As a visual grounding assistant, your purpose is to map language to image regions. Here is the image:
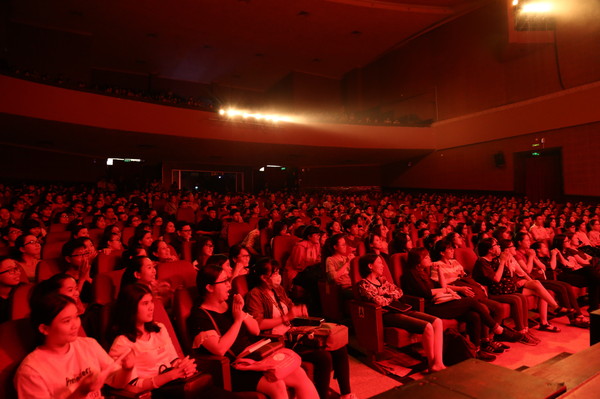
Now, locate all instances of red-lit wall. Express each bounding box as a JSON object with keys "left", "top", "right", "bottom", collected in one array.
[
  {"left": 385, "top": 122, "right": 600, "bottom": 197},
  {"left": 345, "top": 0, "right": 600, "bottom": 122}
]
